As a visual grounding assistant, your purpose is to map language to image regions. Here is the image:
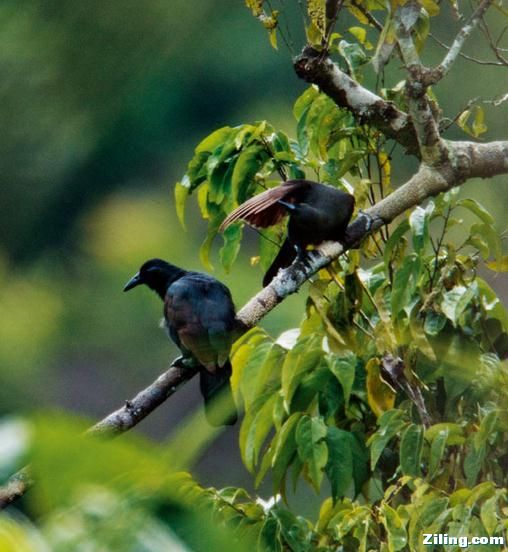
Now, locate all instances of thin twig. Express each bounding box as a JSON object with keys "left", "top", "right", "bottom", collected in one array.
[
  {"left": 429, "top": 32, "right": 506, "bottom": 66},
  {"left": 436, "top": 0, "right": 496, "bottom": 79}
]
